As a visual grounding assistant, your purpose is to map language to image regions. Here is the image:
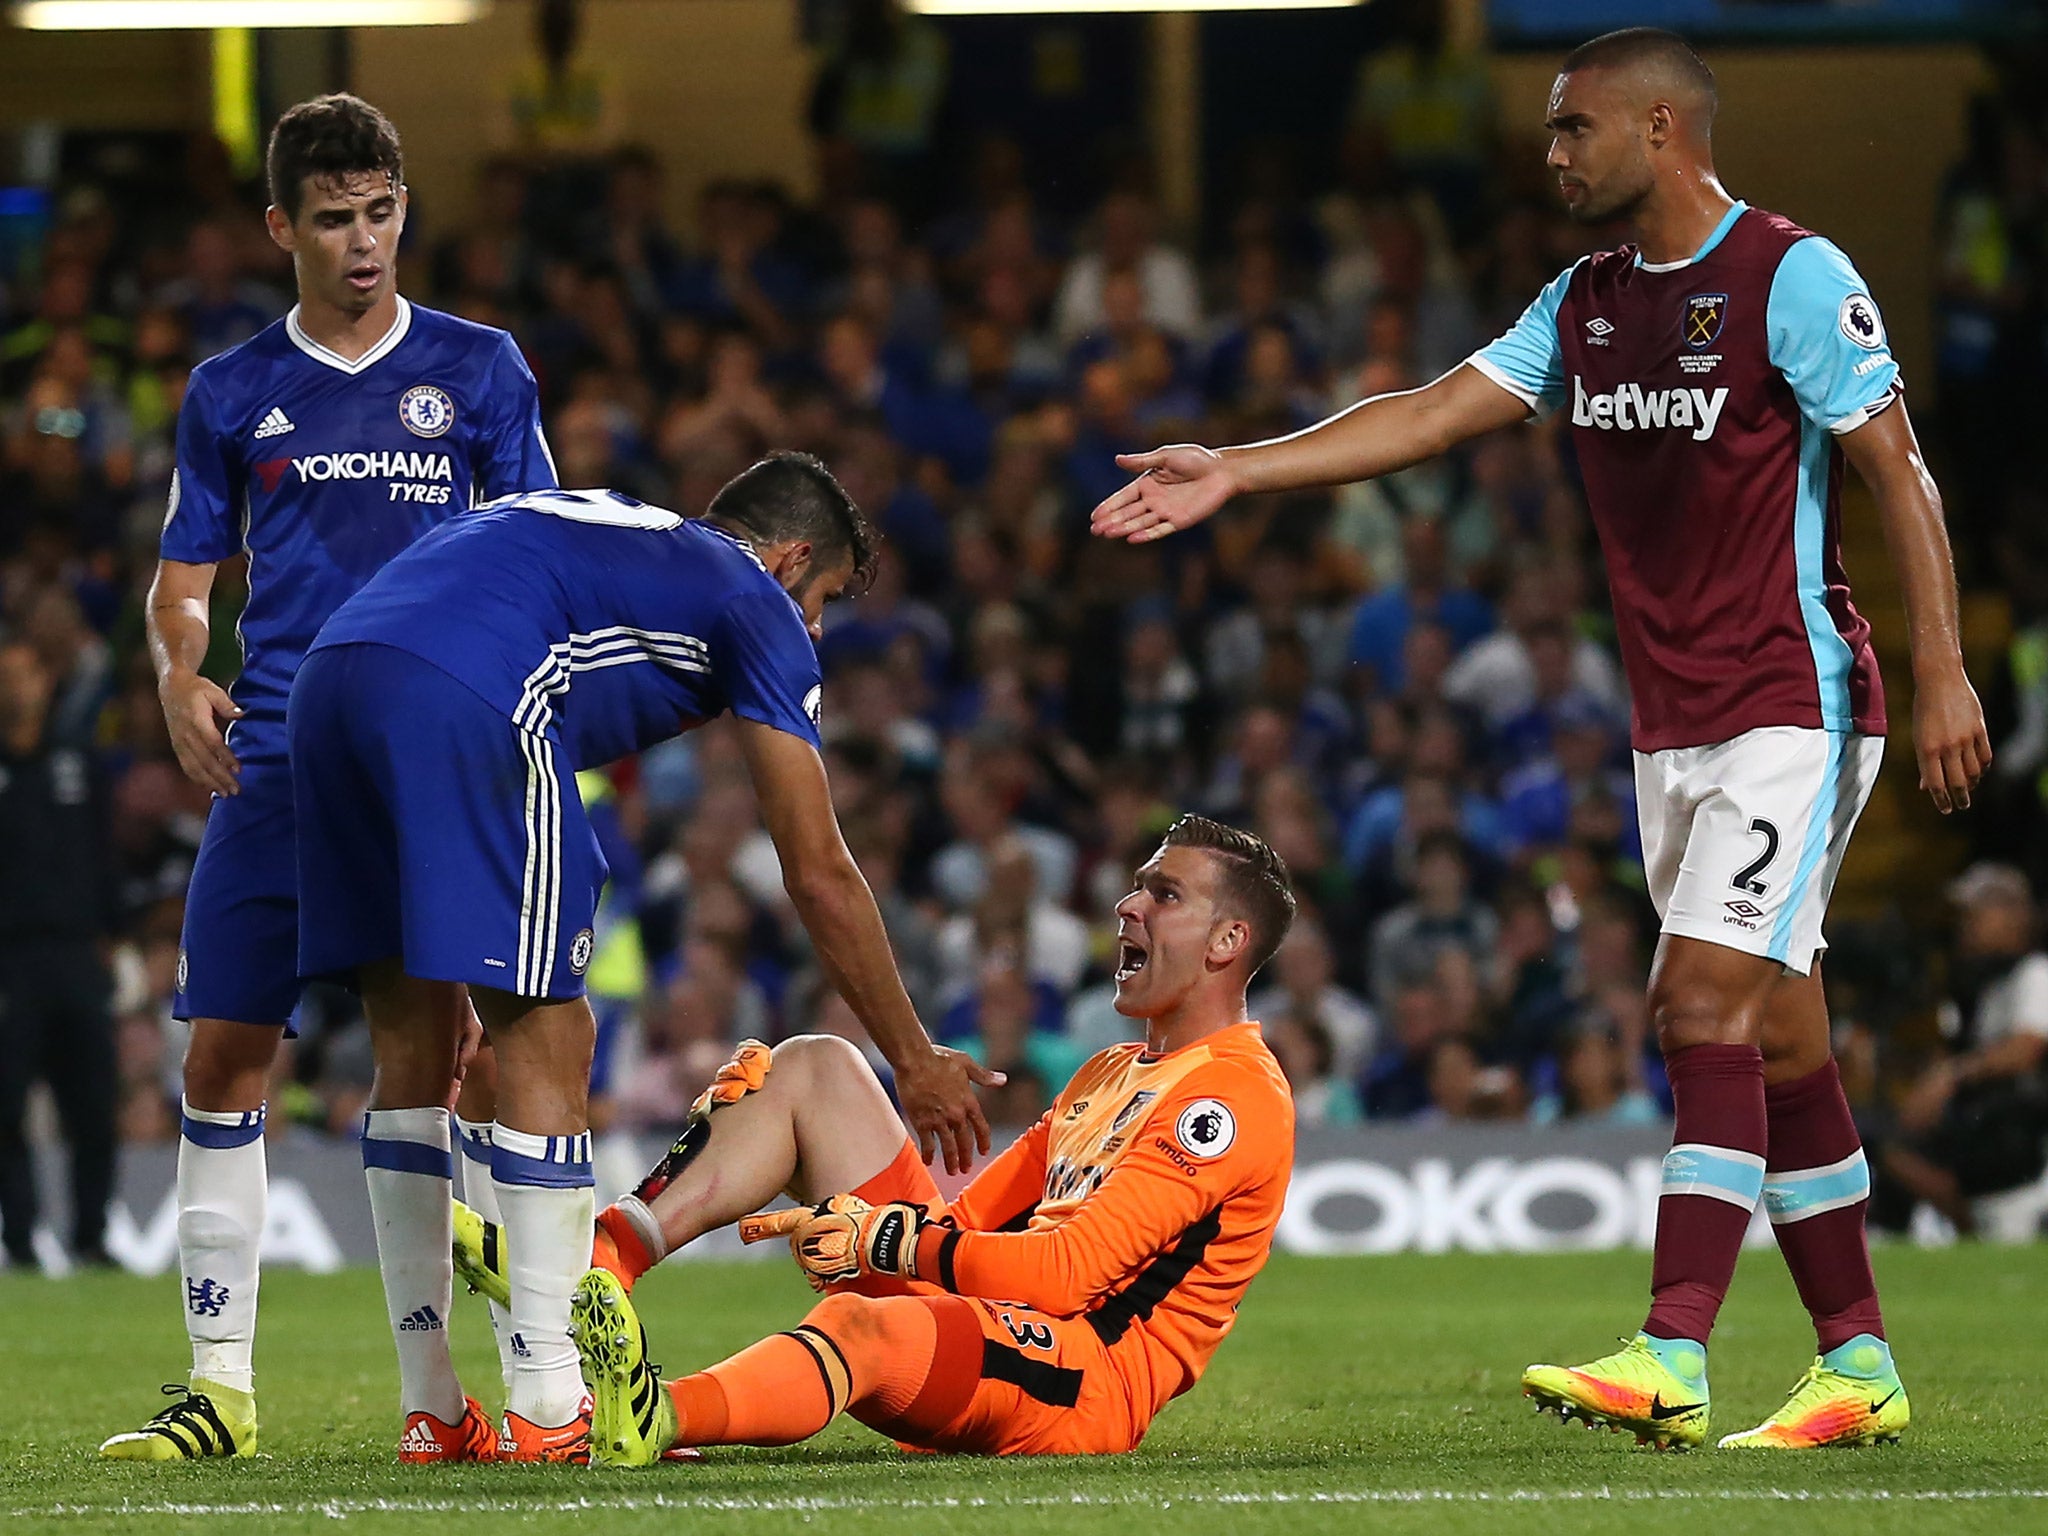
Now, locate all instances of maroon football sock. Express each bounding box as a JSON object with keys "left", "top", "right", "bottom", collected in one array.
[
  {"left": 1762, "top": 1058, "right": 1884, "bottom": 1353},
  {"left": 1642, "top": 1043, "right": 1768, "bottom": 1346}
]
